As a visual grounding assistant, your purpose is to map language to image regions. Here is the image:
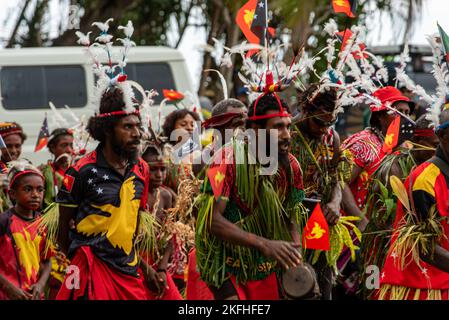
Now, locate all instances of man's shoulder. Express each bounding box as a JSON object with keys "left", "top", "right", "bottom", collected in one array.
[
  {"left": 128, "top": 157, "right": 150, "bottom": 183},
  {"left": 288, "top": 153, "right": 300, "bottom": 166},
  {"left": 72, "top": 150, "right": 98, "bottom": 172},
  {"left": 288, "top": 153, "right": 303, "bottom": 176},
  {"left": 159, "top": 186, "right": 175, "bottom": 201}
]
